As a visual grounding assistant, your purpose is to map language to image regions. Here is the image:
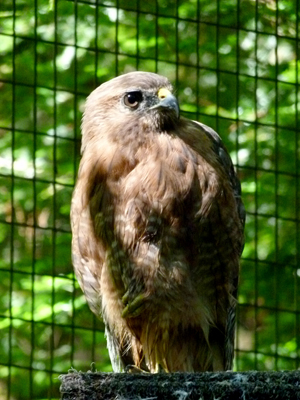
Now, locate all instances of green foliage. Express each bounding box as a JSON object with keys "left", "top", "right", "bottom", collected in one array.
[{"left": 0, "top": 0, "right": 299, "bottom": 398}]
